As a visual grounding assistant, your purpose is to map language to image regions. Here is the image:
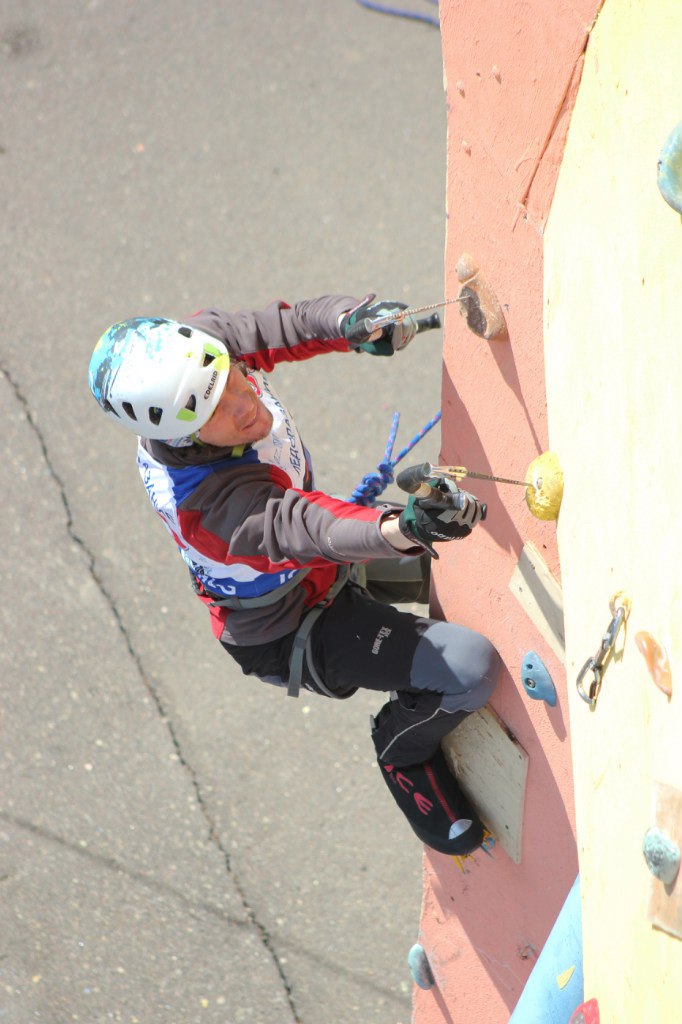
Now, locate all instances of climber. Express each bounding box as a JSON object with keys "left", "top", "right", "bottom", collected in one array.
[{"left": 87, "top": 293, "right": 501, "bottom": 855}]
